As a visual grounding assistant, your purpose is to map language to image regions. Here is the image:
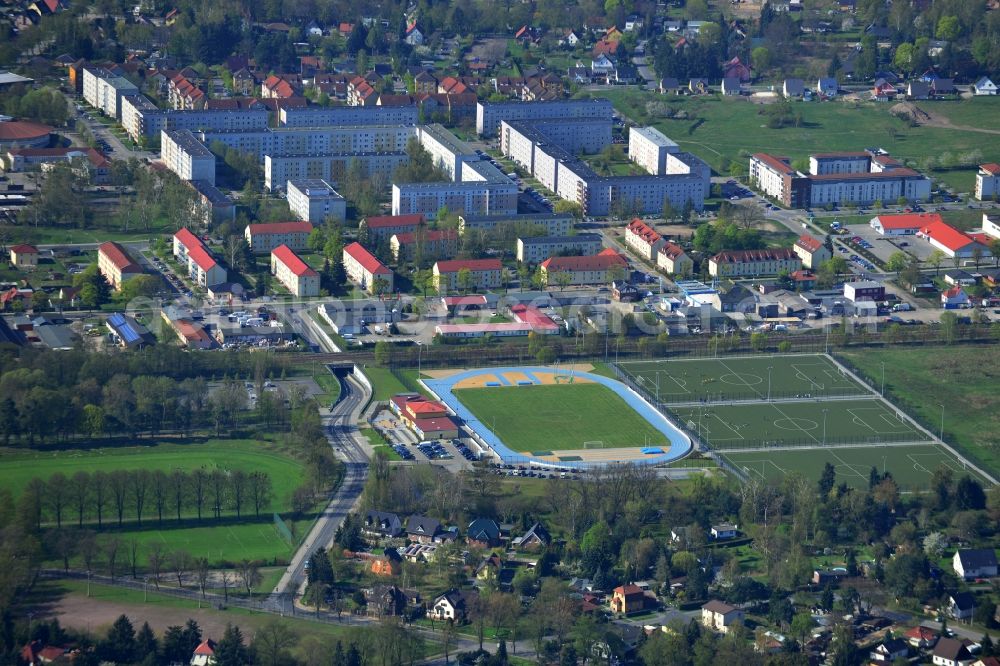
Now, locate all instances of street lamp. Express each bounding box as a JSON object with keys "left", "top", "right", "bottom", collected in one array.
[
  {"left": 822, "top": 409, "right": 829, "bottom": 445},
  {"left": 938, "top": 403, "right": 945, "bottom": 441},
  {"left": 767, "top": 366, "right": 773, "bottom": 401},
  {"left": 655, "top": 371, "right": 661, "bottom": 404},
  {"left": 880, "top": 361, "right": 885, "bottom": 396},
  {"left": 143, "top": 576, "right": 149, "bottom": 603}
]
